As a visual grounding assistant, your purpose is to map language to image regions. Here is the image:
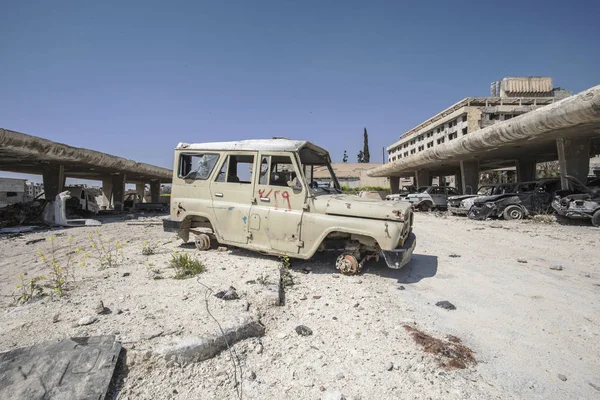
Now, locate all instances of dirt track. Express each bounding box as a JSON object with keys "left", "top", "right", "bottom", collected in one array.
[{"left": 1, "top": 213, "right": 599, "bottom": 399}]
